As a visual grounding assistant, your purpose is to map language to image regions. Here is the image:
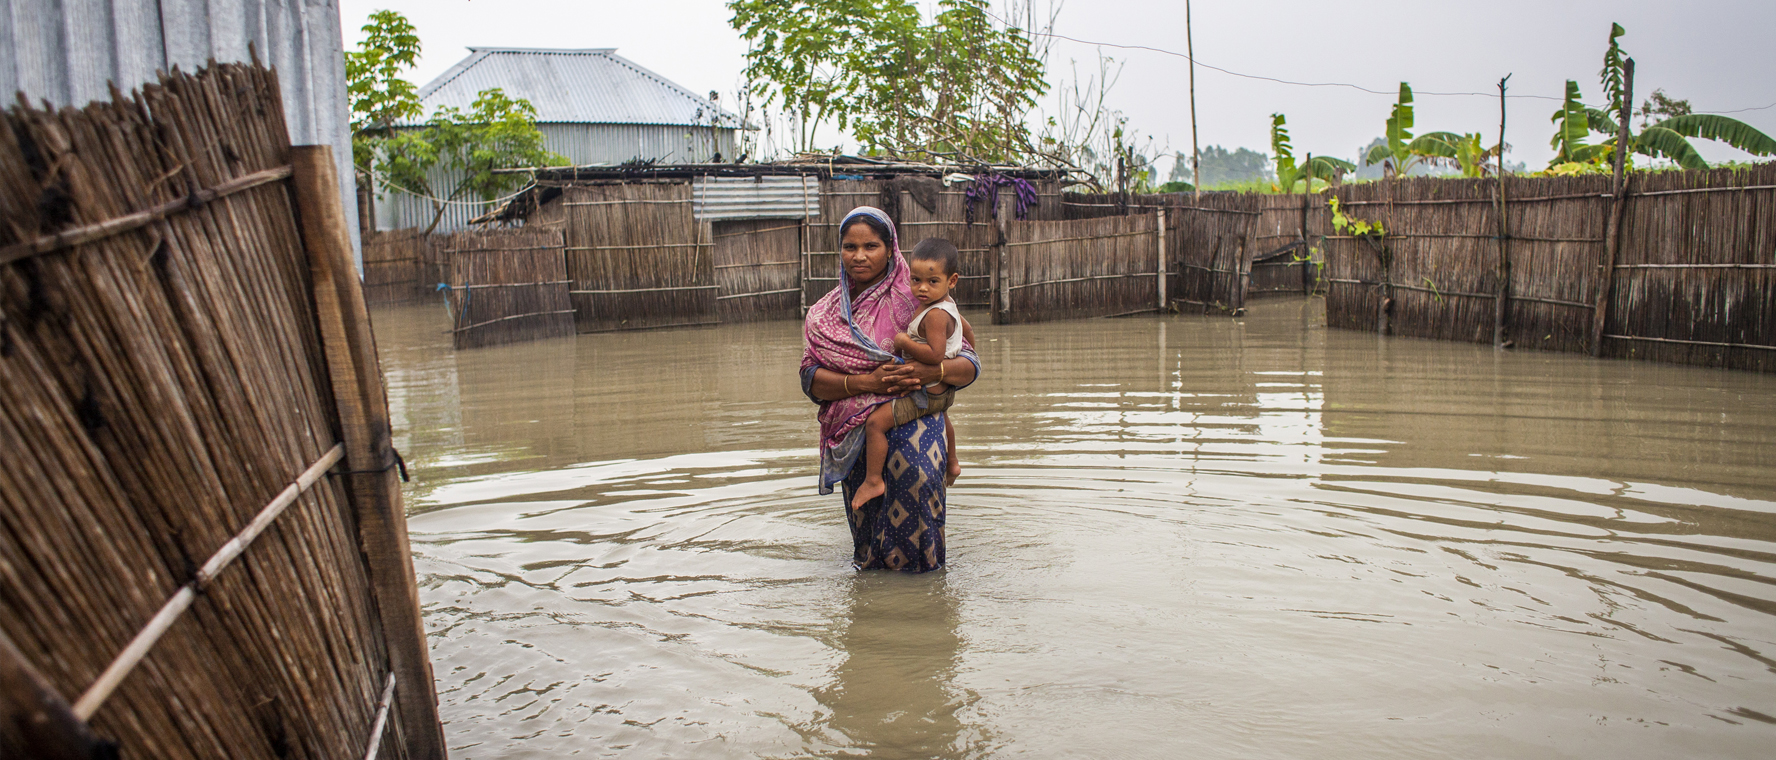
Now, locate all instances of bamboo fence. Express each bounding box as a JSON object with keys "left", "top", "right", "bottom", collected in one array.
[
  {"left": 443, "top": 228, "right": 575, "bottom": 349},
  {"left": 561, "top": 182, "right": 716, "bottom": 333},
  {"left": 712, "top": 219, "right": 802, "bottom": 322},
  {"left": 999, "top": 213, "right": 1162, "bottom": 323},
  {"left": 0, "top": 63, "right": 443, "bottom": 758},
  {"left": 1248, "top": 193, "right": 1319, "bottom": 298},
  {"left": 1322, "top": 166, "right": 1772, "bottom": 371},
  {"left": 361, "top": 228, "right": 443, "bottom": 305},
  {"left": 1061, "top": 192, "right": 1263, "bottom": 314}
]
